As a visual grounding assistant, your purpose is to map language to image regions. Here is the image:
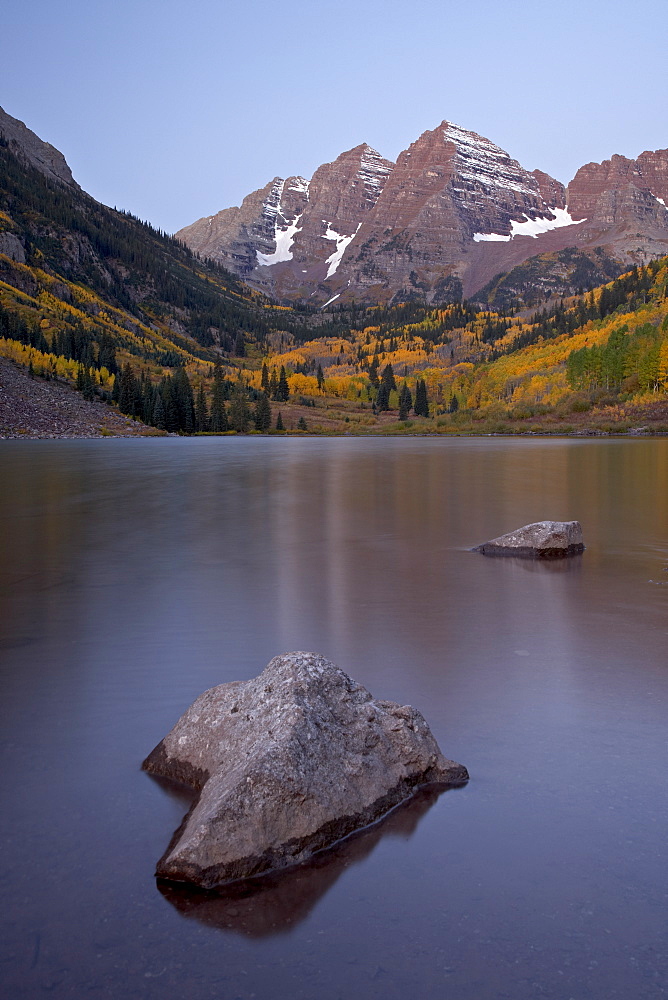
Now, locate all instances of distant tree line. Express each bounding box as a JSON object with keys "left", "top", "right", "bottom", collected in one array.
[{"left": 113, "top": 360, "right": 276, "bottom": 434}]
